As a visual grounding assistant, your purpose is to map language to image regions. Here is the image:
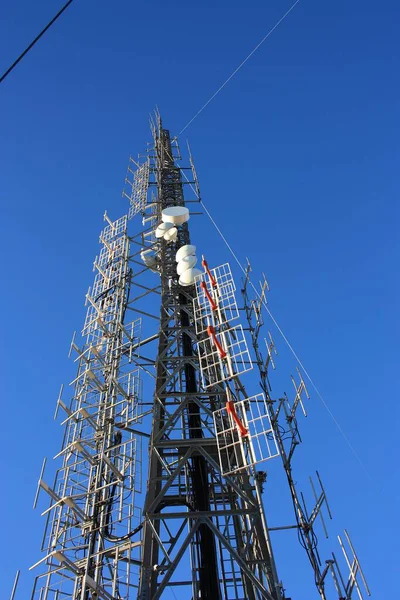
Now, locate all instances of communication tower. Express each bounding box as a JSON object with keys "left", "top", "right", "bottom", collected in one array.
[{"left": 21, "top": 114, "right": 371, "bottom": 600}]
